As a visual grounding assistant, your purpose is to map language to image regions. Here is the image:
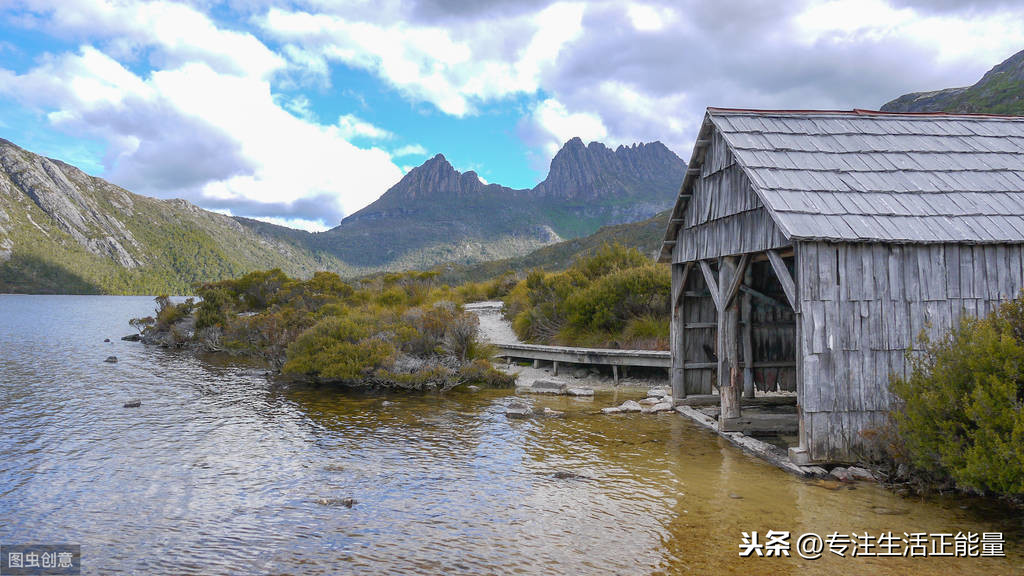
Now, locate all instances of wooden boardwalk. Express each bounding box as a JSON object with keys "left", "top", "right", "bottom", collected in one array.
[{"left": 493, "top": 343, "right": 670, "bottom": 384}]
